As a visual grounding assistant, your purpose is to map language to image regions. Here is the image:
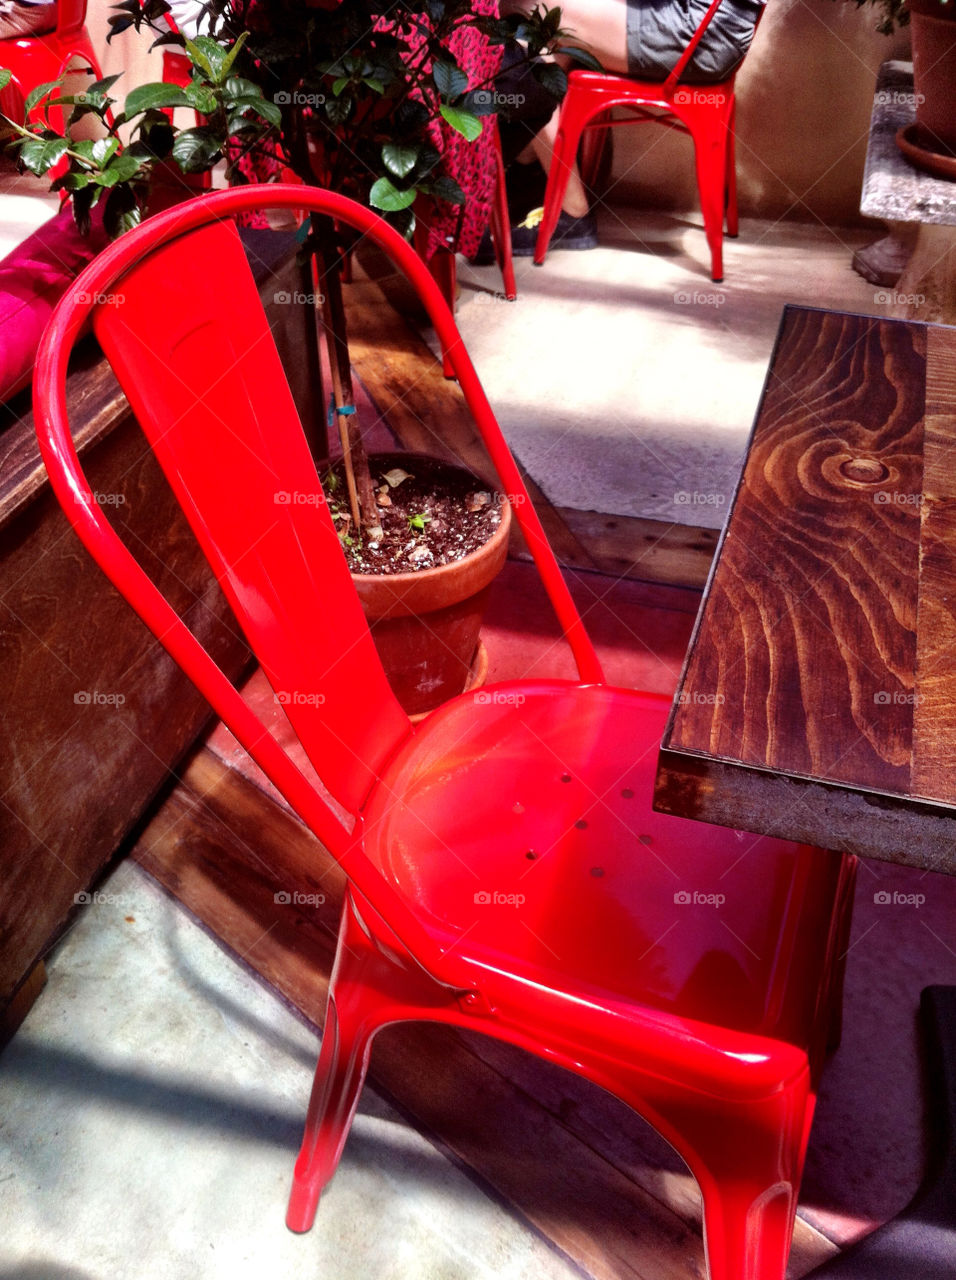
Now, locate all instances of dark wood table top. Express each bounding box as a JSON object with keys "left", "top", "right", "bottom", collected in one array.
[{"left": 655, "top": 304, "right": 956, "bottom": 875}]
